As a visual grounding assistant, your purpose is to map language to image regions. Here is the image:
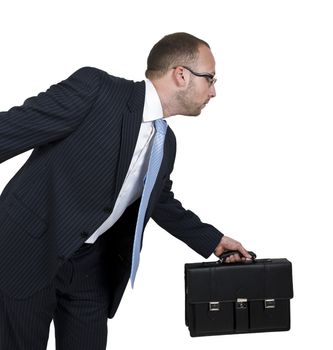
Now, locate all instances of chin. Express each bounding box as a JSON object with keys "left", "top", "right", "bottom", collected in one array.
[
  {"left": 188, "top": 107, "right": 202, "bottom": 117},
  {"left": 192, "top": 109, "right": 202, "bottom": 116},
  {"left": 180, "top": 106, "right": 202, "bottom": 117},
  {"left": 184, "top": 111, "right": 201, "bottom": 117}
]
